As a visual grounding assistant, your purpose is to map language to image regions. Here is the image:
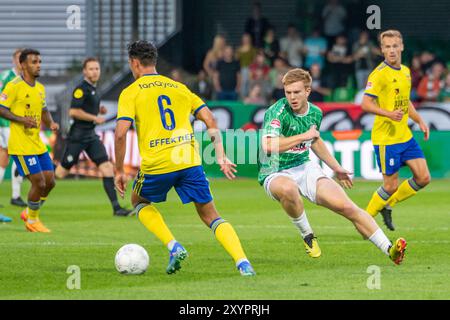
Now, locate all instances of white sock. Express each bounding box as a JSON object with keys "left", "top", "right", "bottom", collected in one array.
[
  {"left": 11, "top": 162, "right": 22, "bottom": 199},
  {"left": 369, "top": 228, "right": 391, "bottom": 256},
  {"left": 167, "top": 239, "right": 177, "bottom": 251},
  {"left": 0, "top": 167, "right": 5, "bottom": 184},
  {"left": 291, "top": 211, "right": 314, "bottom": 238}
]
